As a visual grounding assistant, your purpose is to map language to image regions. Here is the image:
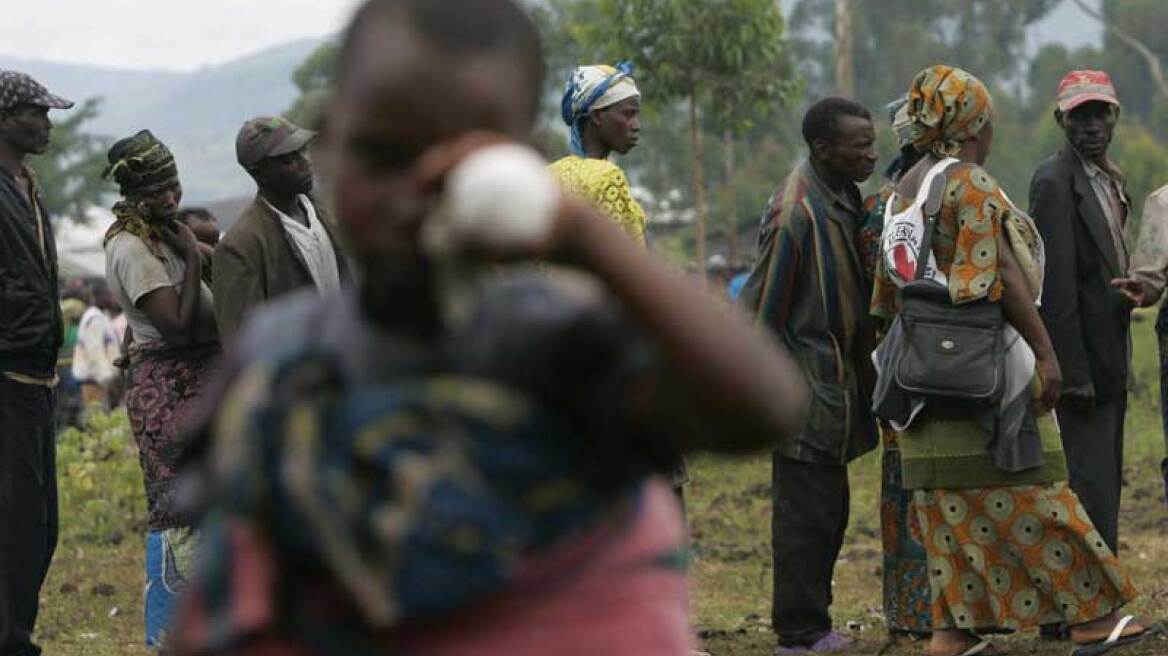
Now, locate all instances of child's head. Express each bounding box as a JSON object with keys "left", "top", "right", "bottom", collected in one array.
[
  {"left": 323, "top": 0, "right": 544, "bottom": 265},
  {"left": 177, "top": 207, "right": 220, "bottom": 246}
]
